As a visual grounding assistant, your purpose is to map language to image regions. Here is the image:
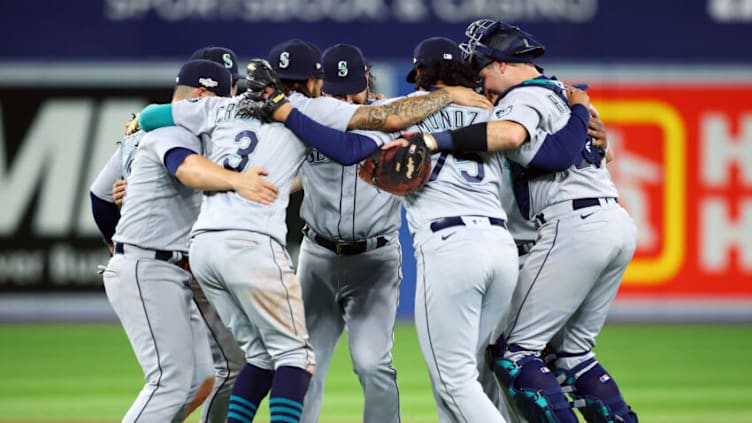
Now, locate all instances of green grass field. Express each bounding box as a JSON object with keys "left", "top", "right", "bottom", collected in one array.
[{"left": 1, "top": 323, "right": 751, "bottom": 422}]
